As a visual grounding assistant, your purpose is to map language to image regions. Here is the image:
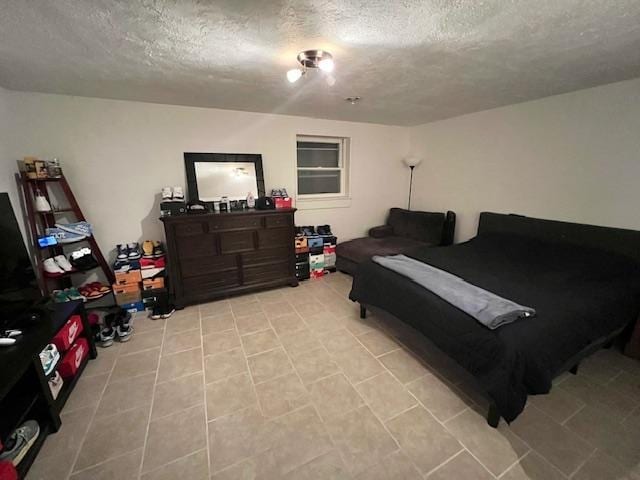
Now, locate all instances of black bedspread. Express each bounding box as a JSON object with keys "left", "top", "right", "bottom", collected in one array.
[{"left": 350, "top": 233, "right": 640, "bottom": 422}]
